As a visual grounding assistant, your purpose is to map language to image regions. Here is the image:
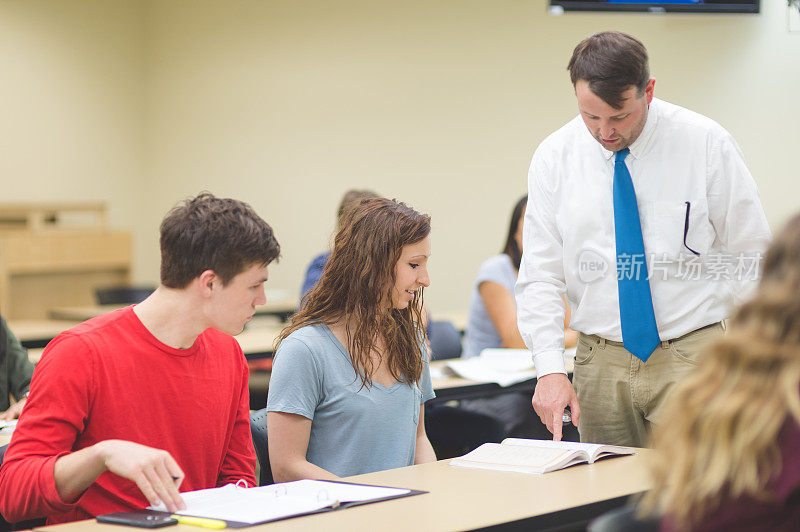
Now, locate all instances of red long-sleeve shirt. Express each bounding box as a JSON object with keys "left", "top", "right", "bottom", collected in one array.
[{"left": 0, "top": 307, "right": 256, "bottom": 524}]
